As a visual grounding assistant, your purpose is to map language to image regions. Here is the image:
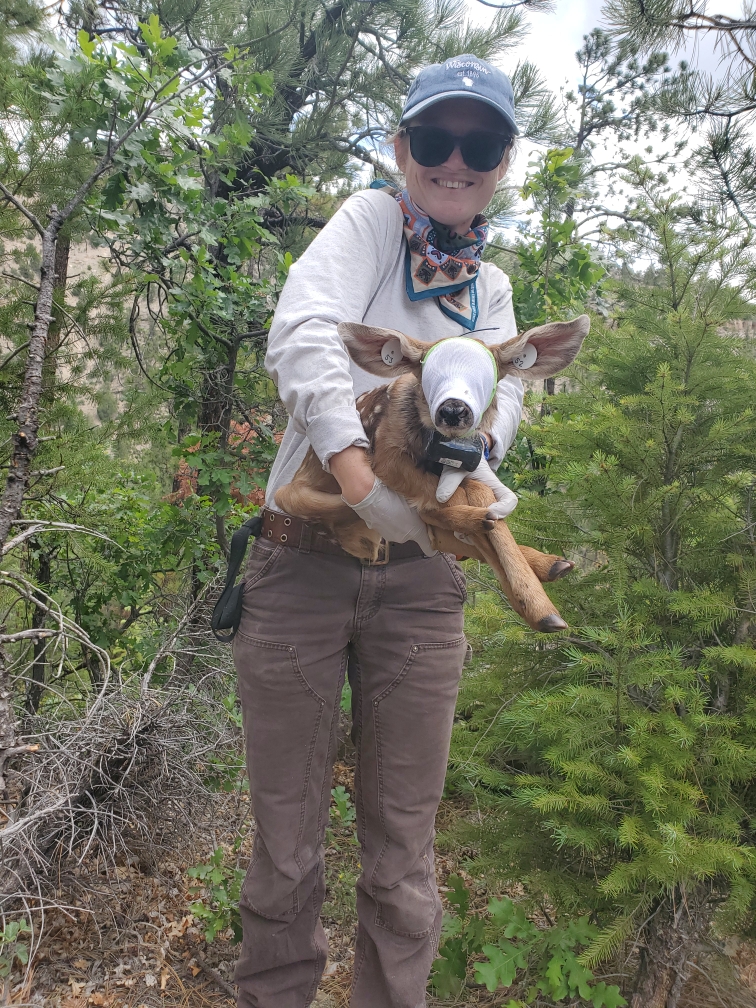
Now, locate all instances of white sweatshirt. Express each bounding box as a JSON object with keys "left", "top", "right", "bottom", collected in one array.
[{"left": 264, "top": 188, "right": 523, "bottom": 510}]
